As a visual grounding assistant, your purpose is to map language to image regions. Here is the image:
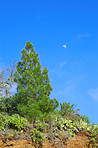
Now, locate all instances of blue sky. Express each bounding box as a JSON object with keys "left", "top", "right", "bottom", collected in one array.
[{"left": 0, "top": 0, "right": 98, "bottom": 123}]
